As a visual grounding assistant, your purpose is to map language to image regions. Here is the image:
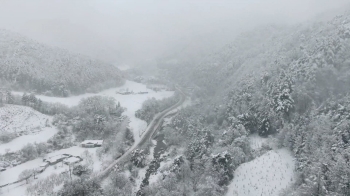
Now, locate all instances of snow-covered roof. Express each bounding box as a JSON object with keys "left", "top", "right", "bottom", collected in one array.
[
  {"left": 81, "top": 140, "right": 103, "bottom": 145},
  {"left": 40, "top": 162, "right": 49, "bottom": 167},
  {"left": 63, "top": 157, "right": 81, "bottom": 164},
  {"left": 46, "top": 154, "right": 69, "bottom": 162}
]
